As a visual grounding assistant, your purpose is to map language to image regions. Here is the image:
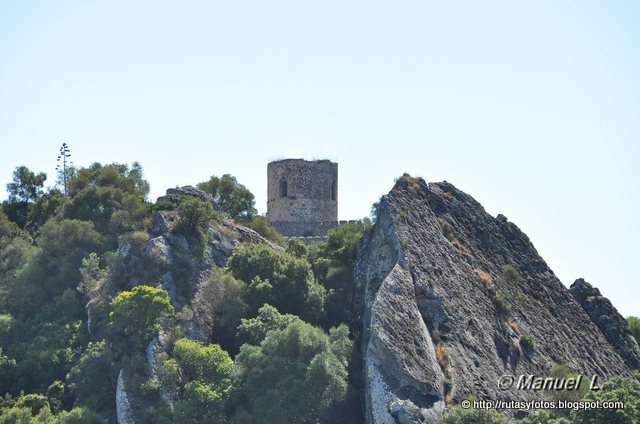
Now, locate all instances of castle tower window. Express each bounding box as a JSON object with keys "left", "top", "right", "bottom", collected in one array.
[
  {"left": 331, "top": 179, "right": 337, "bottom": 201},
  {"left": 280, "top": 180, "right": 288, "bottom": 198}
]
